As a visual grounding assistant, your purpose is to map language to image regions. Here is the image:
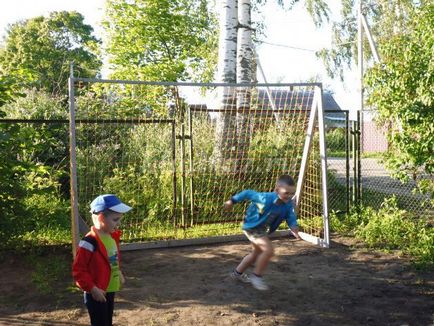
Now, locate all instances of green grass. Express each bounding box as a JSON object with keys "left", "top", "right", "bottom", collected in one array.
[
  {"left": 328, "top": 151, "right": 383, "bottom": 159},
  {"left": 361, "top": 152, "right": 384, "bottom": 159},
  {"left": 121, "top": 221, "right": 242, "bottom": 243},
  {"left": 328, "top": 150, "right": 347, "bottom": 158}
]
